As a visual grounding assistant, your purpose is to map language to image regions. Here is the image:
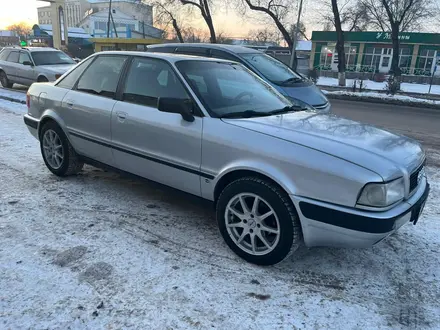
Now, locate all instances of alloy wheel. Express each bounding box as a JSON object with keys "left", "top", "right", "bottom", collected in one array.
[
  {"left": 42, "top": 129, "right": 64, "bottom": 169},
  {"left": 224, "top": 193, "right": 280, "bottom": 256}
]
